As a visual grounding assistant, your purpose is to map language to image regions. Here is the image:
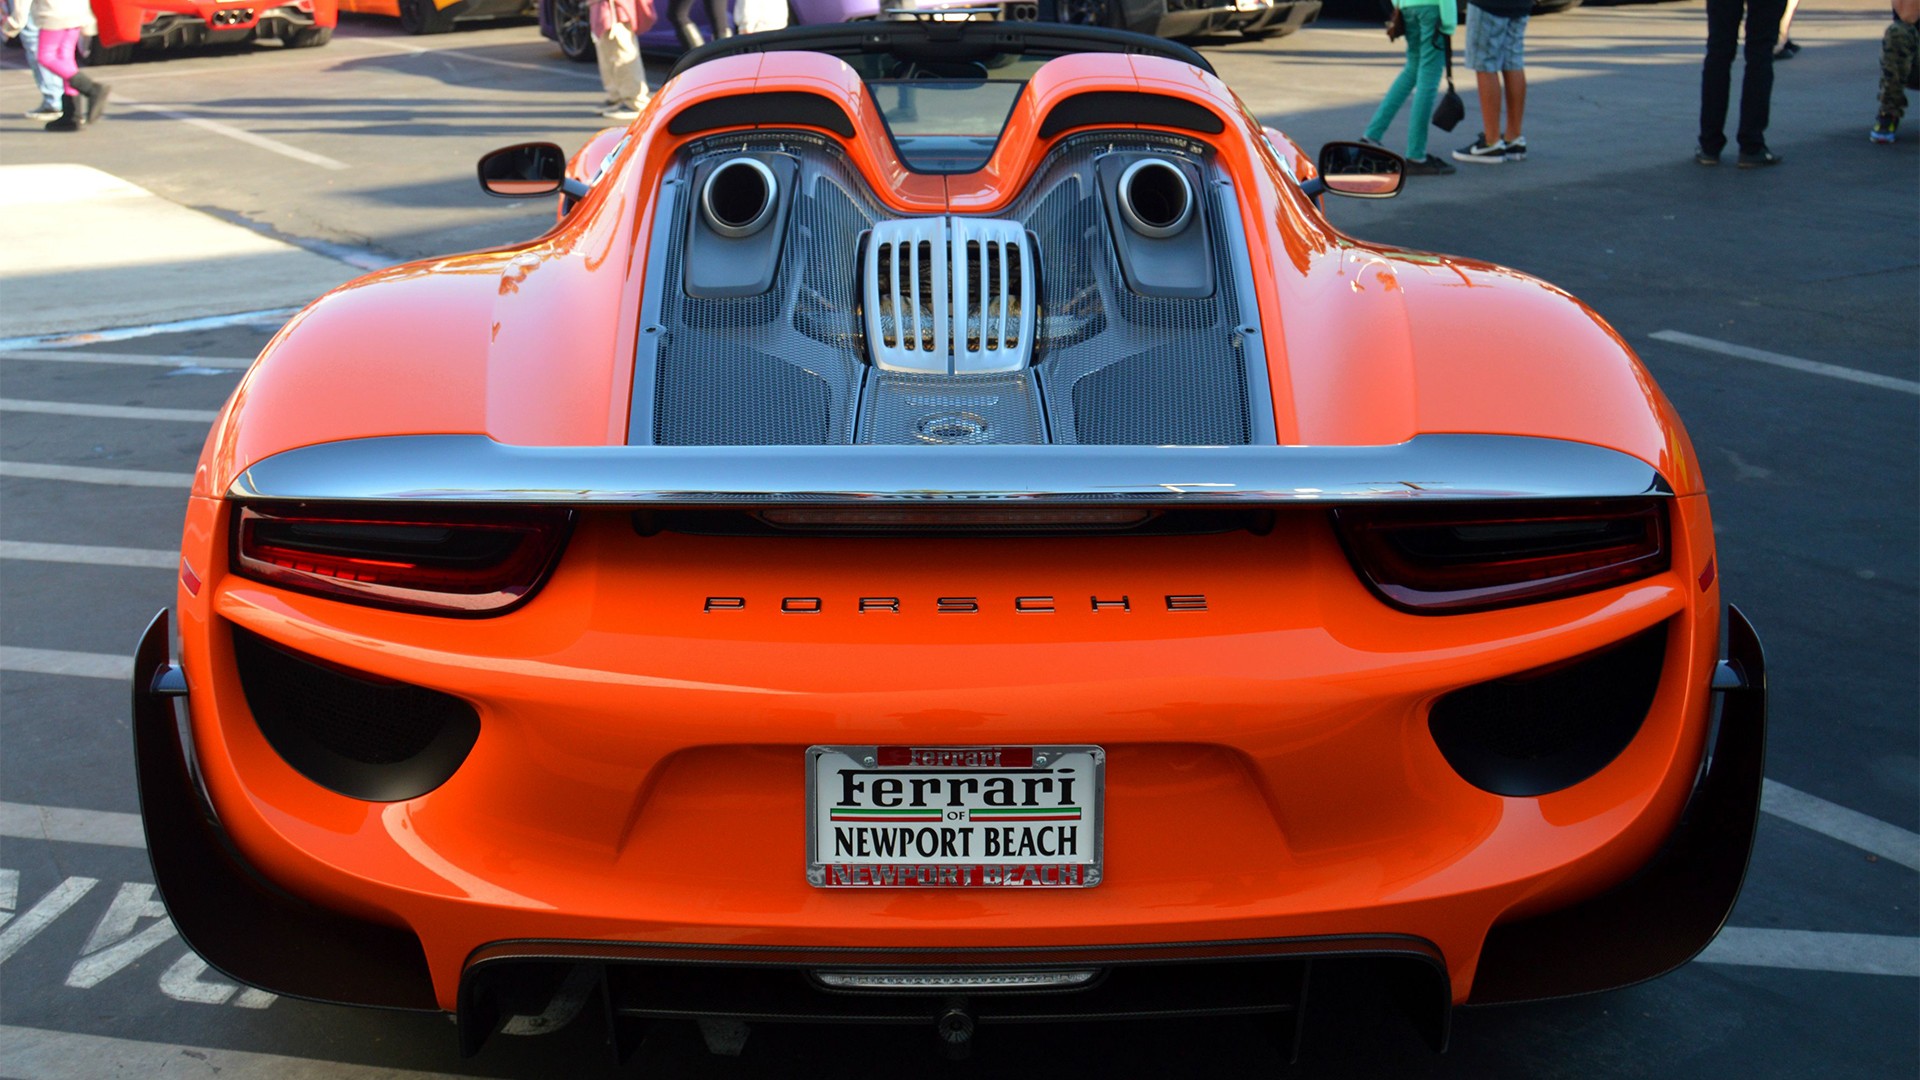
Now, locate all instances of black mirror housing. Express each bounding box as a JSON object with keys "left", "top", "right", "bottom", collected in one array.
[
  {"left": 478, "top": 142, "right": 570, "bottom": 198},
  {"left": 1314, "top": 141, "right": 1406, "bottom": 199}
]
